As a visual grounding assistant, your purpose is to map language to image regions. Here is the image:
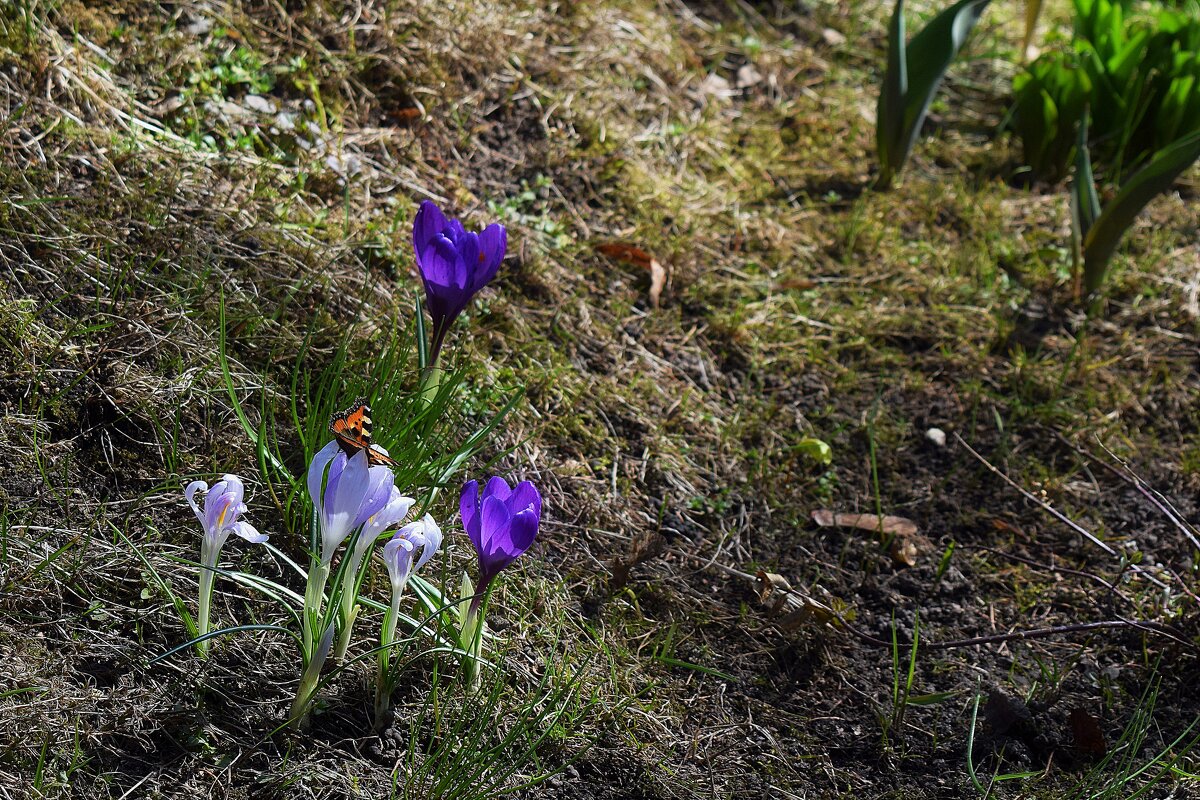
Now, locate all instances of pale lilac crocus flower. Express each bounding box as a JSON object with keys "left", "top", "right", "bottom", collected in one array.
[
  {"left": 307, "top": 441, "right": 388, "bottom": 564},
  {"left": 292, "top": 441, "right": 397, "bottom": 727},
  {"left": 301, "top": 441, "right": 392, "bottom": 653},
  {"left": 375, "top": 514, "right": 442, "bottom": 725},
  {"left": 185, "top": 474, "right": 267, "bottom": 657}
]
